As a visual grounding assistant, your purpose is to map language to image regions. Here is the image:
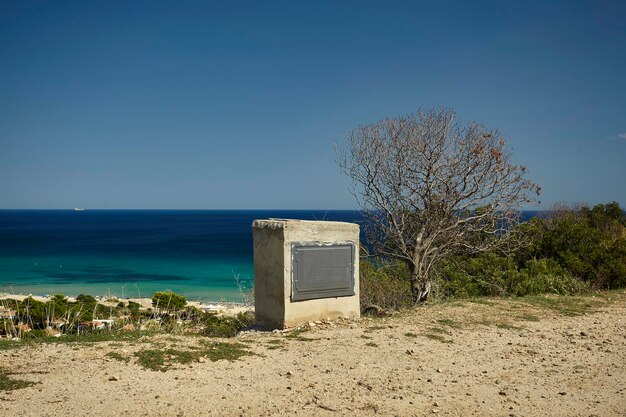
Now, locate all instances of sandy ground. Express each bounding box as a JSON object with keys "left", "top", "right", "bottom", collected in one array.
[{"left": 1, "top": 292, "right": 625, "bottom": 417}]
